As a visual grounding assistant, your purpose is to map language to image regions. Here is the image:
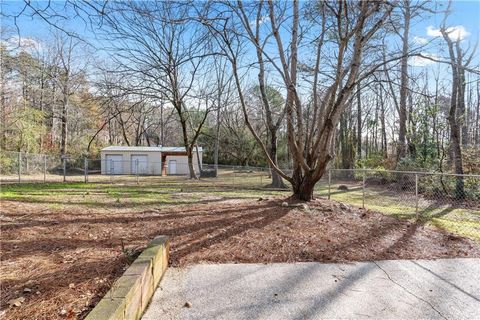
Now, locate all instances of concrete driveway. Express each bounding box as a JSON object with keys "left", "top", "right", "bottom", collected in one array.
[{"left": 142, "top": 258, "right": 480, "bottom": 320}]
